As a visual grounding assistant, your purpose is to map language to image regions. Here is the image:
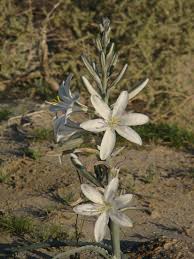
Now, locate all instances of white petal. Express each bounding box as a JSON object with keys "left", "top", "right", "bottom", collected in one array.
[
  {"left": 112, "top": 91, "right": 128, "bottom": 117},
  {"left": 110, "top": 211, "right": 133, "bottom": 227},
  {"left": 116, "top": 126, "right": 142, "bottom": 145},
  {"left": 120, "top": 113, "right": 149, "bottom": 126},
  {"left": 81, "top": 184, "right": 103, "bottom": 204},
  {"left": 70, "top": 153, "right": 83, "bottom": 167},
  {"left": 73, "top": 203, "right": 102, "bottom": 216},
  {"left": 55, "top": 131, "right": 77, "bottom": 142},
  {"left": 100, "top": 129, "right": 116, "bottom": 160},
  {"left": 114, "top": 194, "right": 133, "bottom": 210},
  {"left": 55, "top": 131, "right": 77, "bottom": 143},
  {"left": 82, "top": 76, "right": 100, "bottom": 97},
  {"left": 54, "top": 117, "right": 80, "bottom": 142},
  {"left": 66, "top": 107, "right": 73, "bottom": 118},
  {"left": 91, "top": 95, "right": 111, "bottom": 120},
  {"left": 55, "top": 121, "right": 78, "bottom": 142},
  {"left": 104, "top": 177, "right": 119, "bottom": 203},
  {"left": 80, "top": 119, "right": 106, "bottom": 132},
  {"left": 128, "top": 78, "right": 149, "bottom": 100},
  {"left": 94, "top": 212, "right": 109, "bottom": 242}
]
